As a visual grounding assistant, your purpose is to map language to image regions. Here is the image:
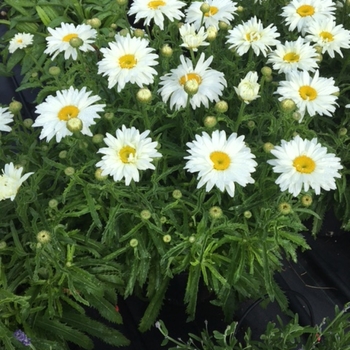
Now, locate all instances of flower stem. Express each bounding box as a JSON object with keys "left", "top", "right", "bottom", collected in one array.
[{"left": 234, "top": 101, "right": 246, "bottom": 132}]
